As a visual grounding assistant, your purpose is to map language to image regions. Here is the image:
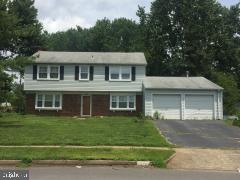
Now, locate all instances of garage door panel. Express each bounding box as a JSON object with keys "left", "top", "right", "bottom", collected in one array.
[
  {"left": 153, "top": 95, "right": 181, "bottom": 120},
  {"left": 186, "top": 95, "right": 213, "bottom": 109},
  {"left": 185, "top": 95, "right": 214, "bottom": 120}
]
